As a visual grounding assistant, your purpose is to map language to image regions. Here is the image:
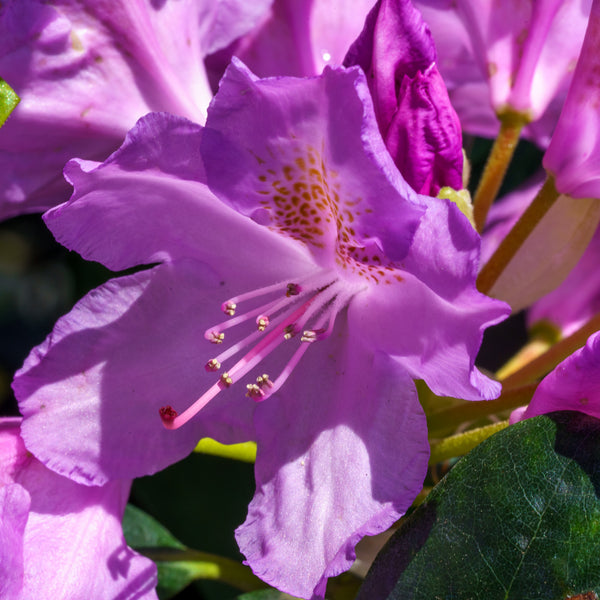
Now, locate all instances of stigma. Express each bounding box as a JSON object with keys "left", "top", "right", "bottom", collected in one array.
[{"left": 160, "top": 270, "right": 362, "bottom": 430}]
